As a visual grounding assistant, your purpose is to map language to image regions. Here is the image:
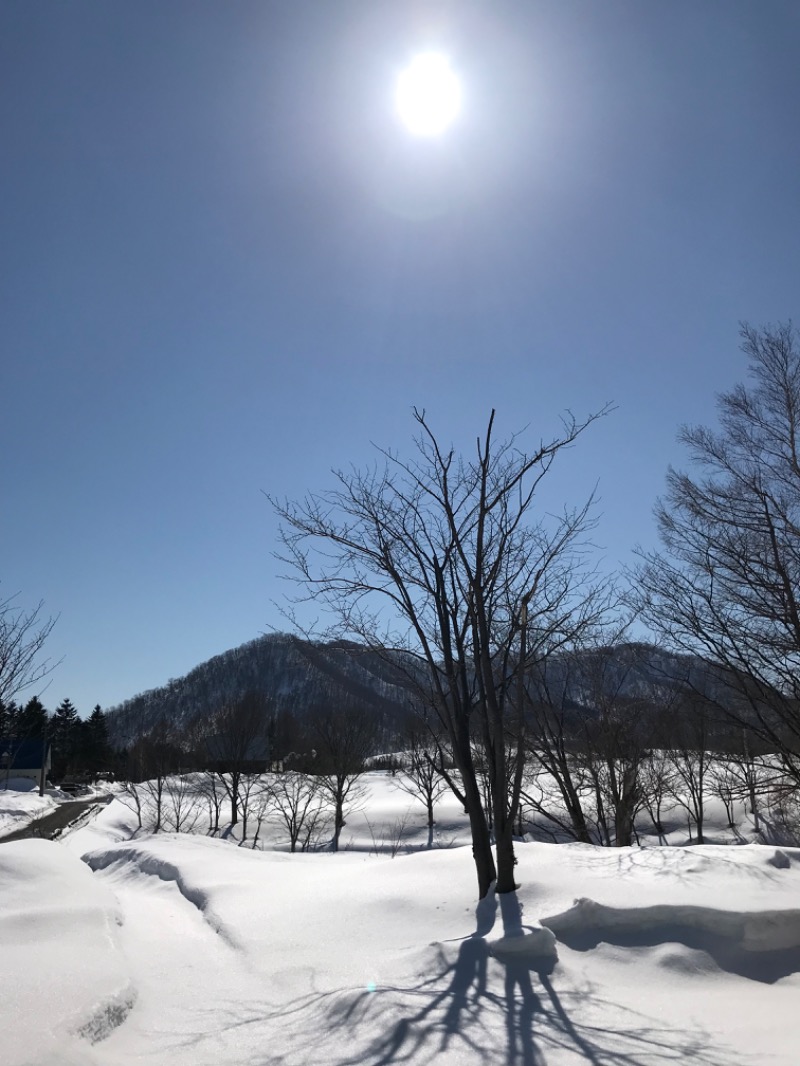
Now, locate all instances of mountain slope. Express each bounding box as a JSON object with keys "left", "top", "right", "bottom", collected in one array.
[{"left": 105, "top": 633, "right": 418, "bottom": 745}]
